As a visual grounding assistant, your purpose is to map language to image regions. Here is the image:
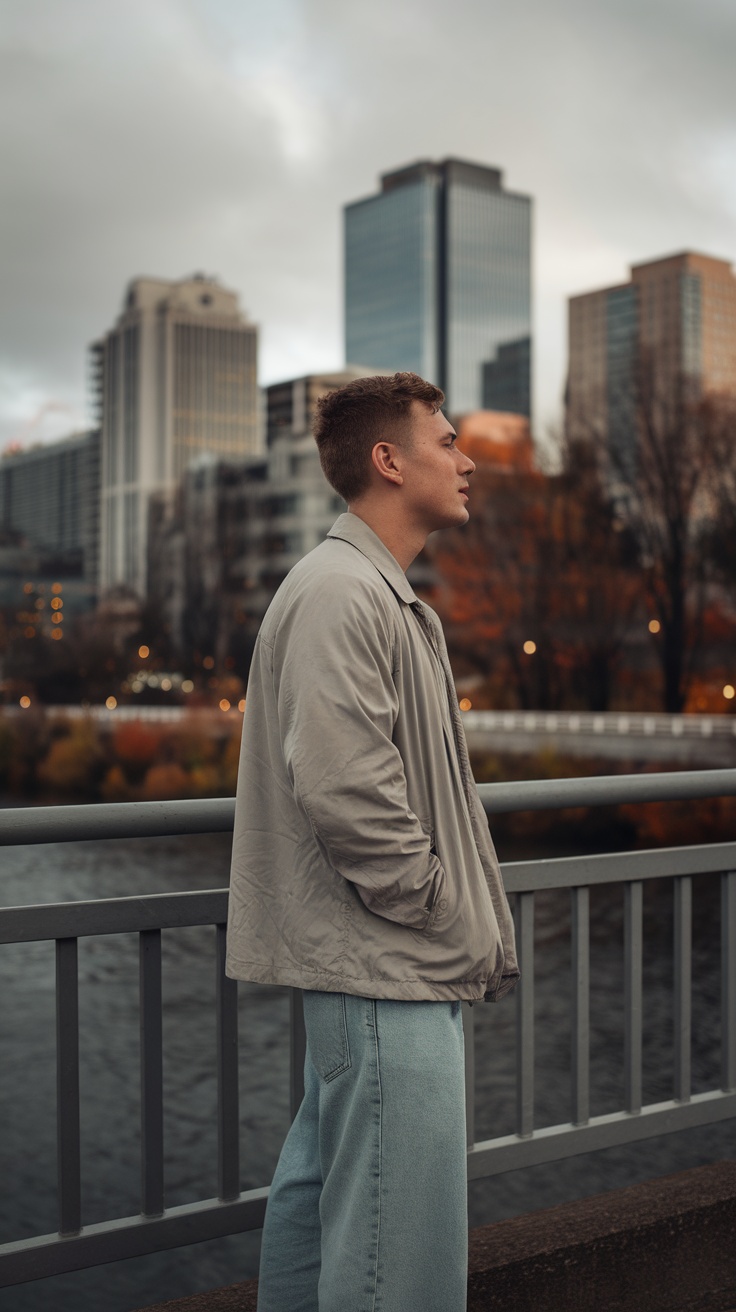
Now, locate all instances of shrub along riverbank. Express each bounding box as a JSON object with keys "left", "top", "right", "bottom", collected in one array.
[
  {"left": 1, "top": 708, "right": 734, "bottom": 854},
  {"left": 0, "top": 709, "right": 241, "bottom": 804}
]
